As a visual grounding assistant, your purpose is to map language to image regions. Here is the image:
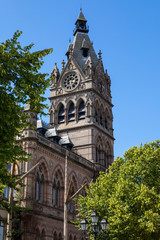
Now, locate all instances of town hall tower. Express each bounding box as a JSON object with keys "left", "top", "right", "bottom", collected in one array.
[{"left": 49, "top": 9, "right": 114, "bottom": 168}]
